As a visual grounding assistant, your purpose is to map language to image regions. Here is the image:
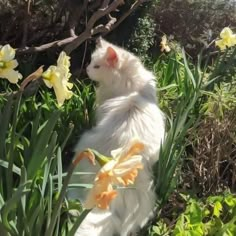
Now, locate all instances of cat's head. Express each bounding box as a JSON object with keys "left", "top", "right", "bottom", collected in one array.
[
  {"left": 86, "top": 38, "right": 124, "bottom": 83},
  {"left": 86, "top": 38, "right": 155, "bottom": 98}
]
